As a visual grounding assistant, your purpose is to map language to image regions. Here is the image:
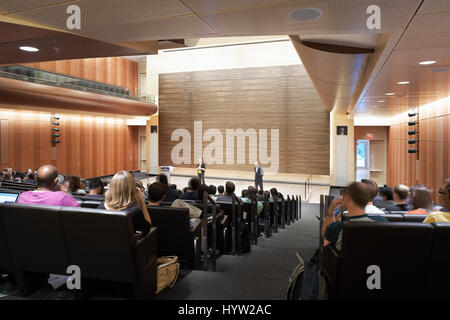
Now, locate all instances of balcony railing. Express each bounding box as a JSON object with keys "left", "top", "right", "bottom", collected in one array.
[{"left": 0, "top": 65, "right": 155, "bottom": 104}]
